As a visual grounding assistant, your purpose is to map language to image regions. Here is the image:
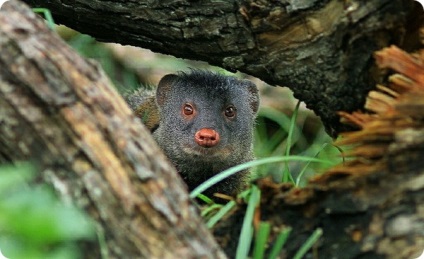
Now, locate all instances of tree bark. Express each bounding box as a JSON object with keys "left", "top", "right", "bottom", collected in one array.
[
  {"left": 0, "top": 1, "right": 226, "bottom": 258},
  {"left": 22, "top": 0, "right": 418, "bottom": 136},
  {"left": 214, "top": 45, "right": 424, "bottom": 258}
]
